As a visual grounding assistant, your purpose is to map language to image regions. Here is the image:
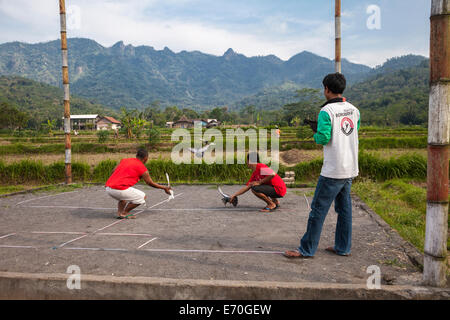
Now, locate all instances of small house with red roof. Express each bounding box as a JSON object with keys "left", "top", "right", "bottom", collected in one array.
[{"left": 96, "top": 116, "right": 122, "bottom": 131}]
